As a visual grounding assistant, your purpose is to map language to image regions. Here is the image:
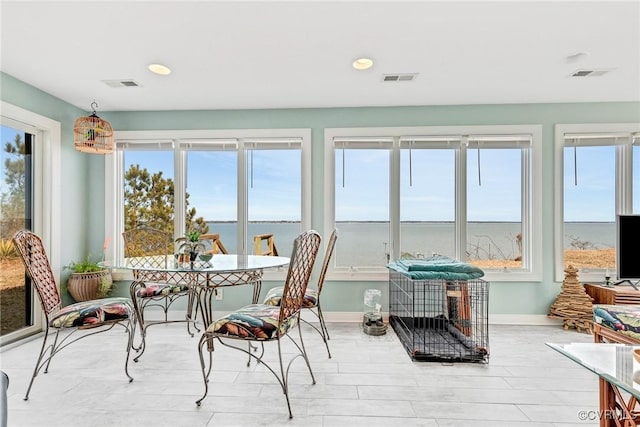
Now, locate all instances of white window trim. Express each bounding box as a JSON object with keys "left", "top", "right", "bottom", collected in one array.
[
  {"left": 105, "top": 128, "right": 311, "bottom": 280},
  {"left": 0, "top": 101, "right": 61, "bottom": 344},
  {"left": 554, "top": 123, "right": 640, "bottom": 283},
  {"left": 325, "top": 124, "right": 542, "bottom": 282}
]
